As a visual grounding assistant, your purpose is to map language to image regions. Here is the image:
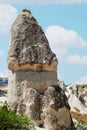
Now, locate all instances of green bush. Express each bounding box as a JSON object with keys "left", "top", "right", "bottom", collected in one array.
[
  {"left": 0, "top": 103, "right": 35, "bottom": 130},
  {"left": 75, "top": 120, "right": 87, "bottom": 130}
]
